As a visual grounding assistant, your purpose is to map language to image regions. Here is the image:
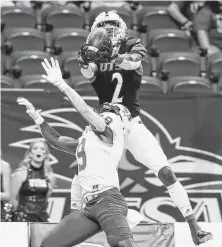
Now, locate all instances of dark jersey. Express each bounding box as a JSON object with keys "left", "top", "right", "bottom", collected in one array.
[
  {"left": 16, "top": 165, "right": 49, "bottom": 221},
  {"left": 92, "top": 37, "right": 147, "bottom": 118}
]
